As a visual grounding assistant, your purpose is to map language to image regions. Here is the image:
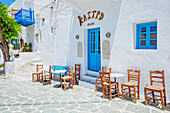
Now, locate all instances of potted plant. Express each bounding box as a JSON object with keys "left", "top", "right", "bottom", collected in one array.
[{"left": 14, "top": 53, "right": 19, "bottom": 58}]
